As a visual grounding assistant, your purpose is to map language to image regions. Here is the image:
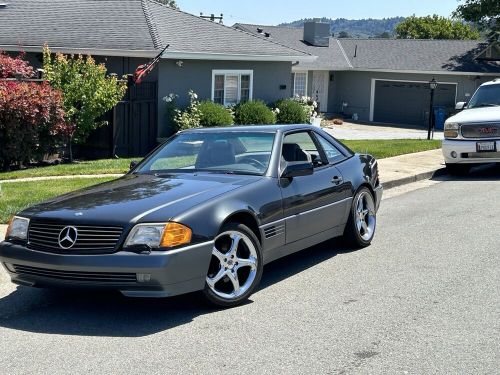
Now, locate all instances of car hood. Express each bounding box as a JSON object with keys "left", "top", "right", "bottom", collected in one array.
[
  {"left": 21, "top": 173, "right": 259, "bottom": 225},
  {"left": 448, "top": 106, "right": 500, "bottom": 124}
]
